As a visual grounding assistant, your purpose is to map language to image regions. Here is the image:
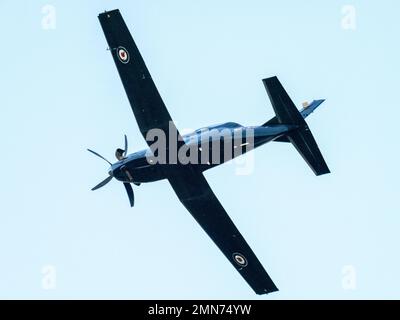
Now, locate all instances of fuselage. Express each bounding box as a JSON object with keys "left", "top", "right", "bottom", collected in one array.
[{"left": 110, "top": 122, "right": 297, "bottom": 184}]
